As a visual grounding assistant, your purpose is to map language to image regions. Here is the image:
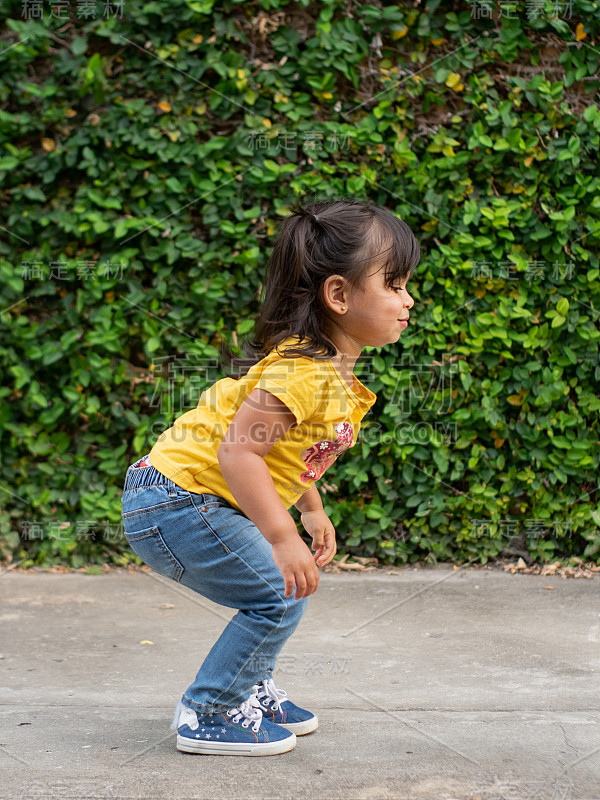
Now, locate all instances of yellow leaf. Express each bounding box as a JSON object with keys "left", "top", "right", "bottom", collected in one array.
[
  {"left": 42, "top": 138, "right": 55, "bottom": 152},
  {"left": 167, "top": 130, "right": 180, "bottom": 141},
  {"left": 524, "top": 155, "right": 534, "bottom": 167},
  {"left": 391, "top": 26, "right": 408, "bottom": 39},
  {"left": 576, "top": 23, "right": 586, "bottom": 40},
  {"left": 507, "top": 395, "right": 522, "bottom": 406},
  {"left": 262, "top": 118, "right": 272, "bottom": 128},
  {"left": 321, "top": 92, "right": 333, "bottom": 99},
  {"left": 64, "top": 108, "right": 77, "bottom": 118},
  {"left": 493, "top": 438, "right": 505, "bottom": 447},
  {"left": 192, "top": 34, "right": 203, "bottom": 43},
  {"left": 237, "top": 69, "right": 245, "bottom": 79},
  {"left": 445, "top": 72, "right": 462, "bottom": 89},
  {"left": 140, "top": 640, "right": 154, "bottom": 645},
  {"left": 194, "top": 102, "right": 207, "bottom": 114},
  {"left": 157, "top": 101, "right": 171, "bottom": 112},
  {"left": 431, "top": 38, "right": 444, "bottom": 45}
]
